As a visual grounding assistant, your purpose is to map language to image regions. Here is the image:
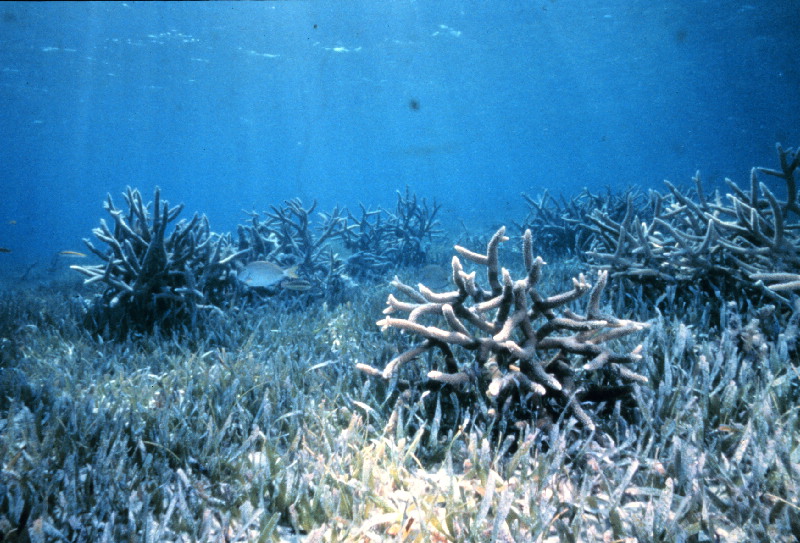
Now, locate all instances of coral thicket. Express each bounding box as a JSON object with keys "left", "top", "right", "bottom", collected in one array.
[{"left": 71, "top": 187, "right": 242, "bottom": 337}]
